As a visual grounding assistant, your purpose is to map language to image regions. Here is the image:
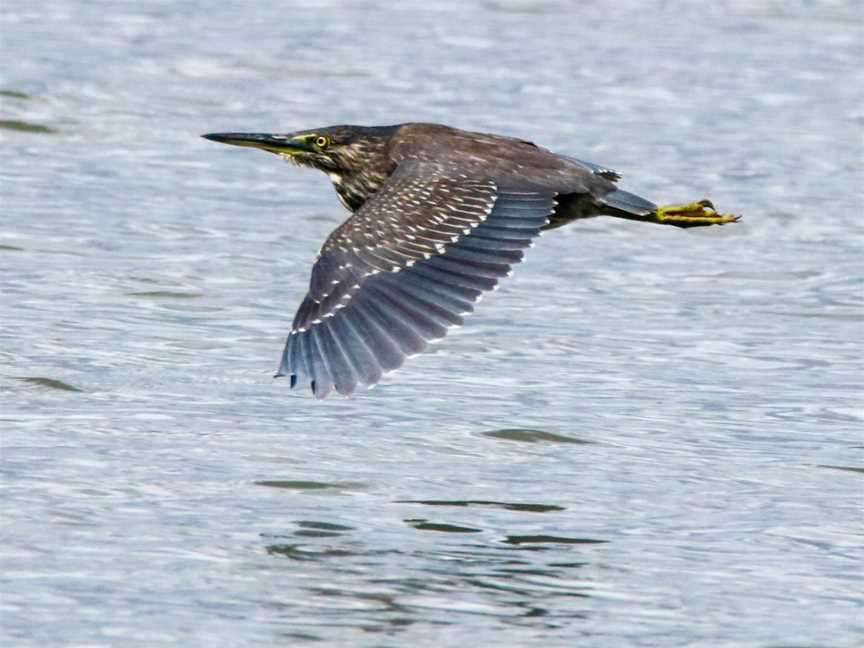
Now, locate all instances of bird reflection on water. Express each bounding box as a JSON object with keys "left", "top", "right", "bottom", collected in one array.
[{"left": 262, "top": 499, "right": 603, "bottom": 637}]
